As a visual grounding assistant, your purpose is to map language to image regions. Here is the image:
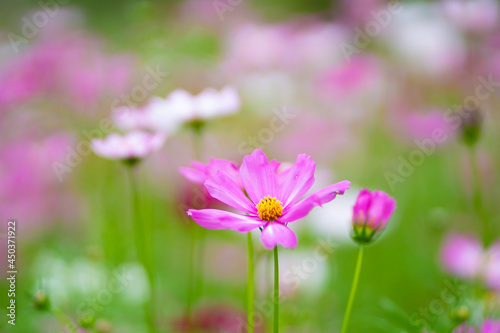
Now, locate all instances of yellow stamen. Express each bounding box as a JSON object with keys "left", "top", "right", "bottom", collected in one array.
[{"left": 256, "top": 196, "right": 283, "bottom": 221}]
